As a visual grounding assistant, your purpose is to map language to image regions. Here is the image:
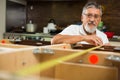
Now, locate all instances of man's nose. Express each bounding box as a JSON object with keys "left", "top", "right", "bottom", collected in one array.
[{"left": 89, "top": 16, "right": 95, "bottom": 21}]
